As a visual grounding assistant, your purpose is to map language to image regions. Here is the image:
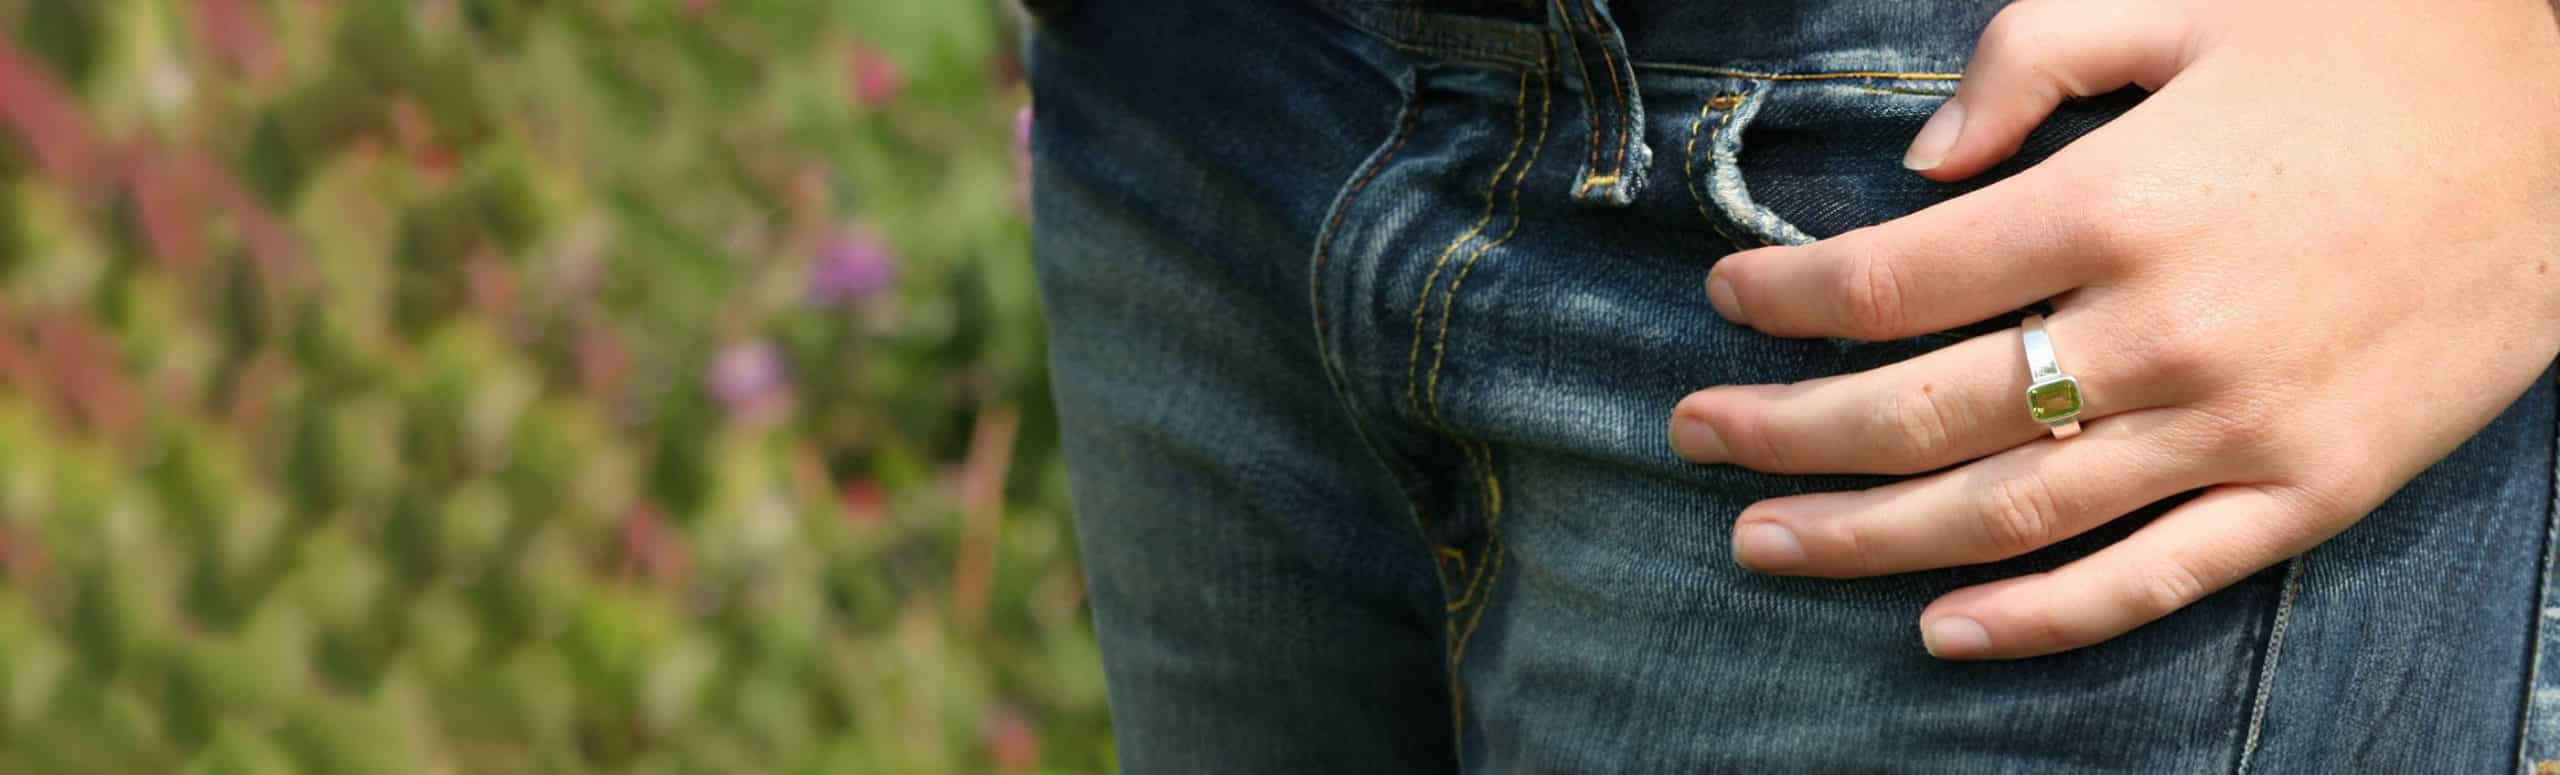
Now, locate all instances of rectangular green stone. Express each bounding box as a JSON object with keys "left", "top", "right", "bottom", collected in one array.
[{"left": 2027, "top": 378, "right": 2081, "bottom": 424}]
